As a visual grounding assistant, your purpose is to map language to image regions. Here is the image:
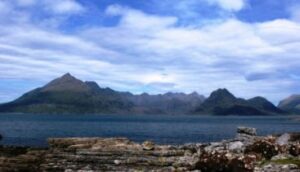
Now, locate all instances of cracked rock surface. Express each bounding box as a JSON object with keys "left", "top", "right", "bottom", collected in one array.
[{"left": 0, "top": 127, "right": 299, "bottom": 172}]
